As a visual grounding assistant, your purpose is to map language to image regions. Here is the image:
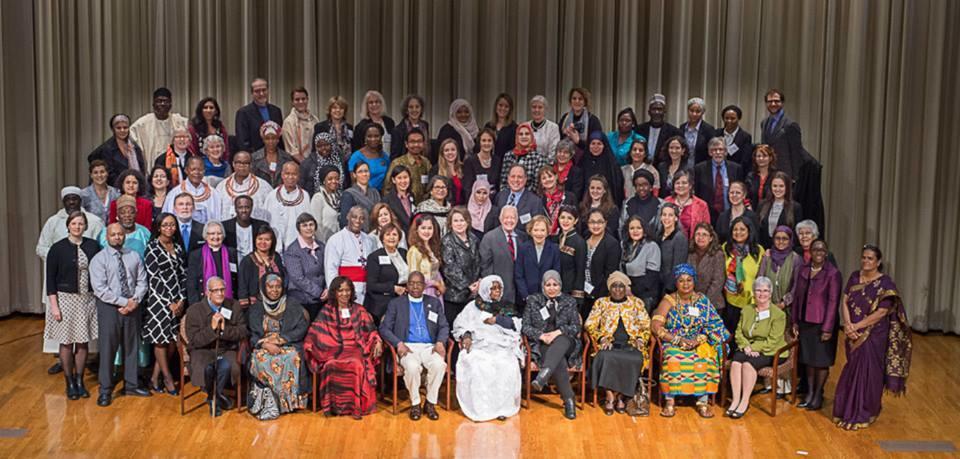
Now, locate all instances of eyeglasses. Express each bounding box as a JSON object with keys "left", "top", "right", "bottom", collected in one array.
[
  {"left": 588, "top": 220, "right": 605, "bottom": 225},
  {"left": 208, "top": 288, "right": 226, "bottom": 293}
]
